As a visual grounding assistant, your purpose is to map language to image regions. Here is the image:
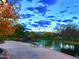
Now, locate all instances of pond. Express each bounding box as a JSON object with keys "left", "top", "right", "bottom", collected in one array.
[{"left": 36, "top": 40, "right": 79, "bottom": 58}]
